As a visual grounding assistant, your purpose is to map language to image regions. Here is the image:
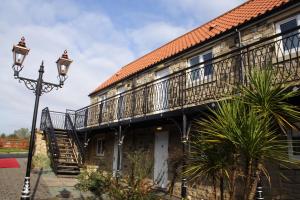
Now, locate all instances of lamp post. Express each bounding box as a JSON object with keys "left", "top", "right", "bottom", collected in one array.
[{"left": 11, "top": 37, "right": 73, "bottom": 200}]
